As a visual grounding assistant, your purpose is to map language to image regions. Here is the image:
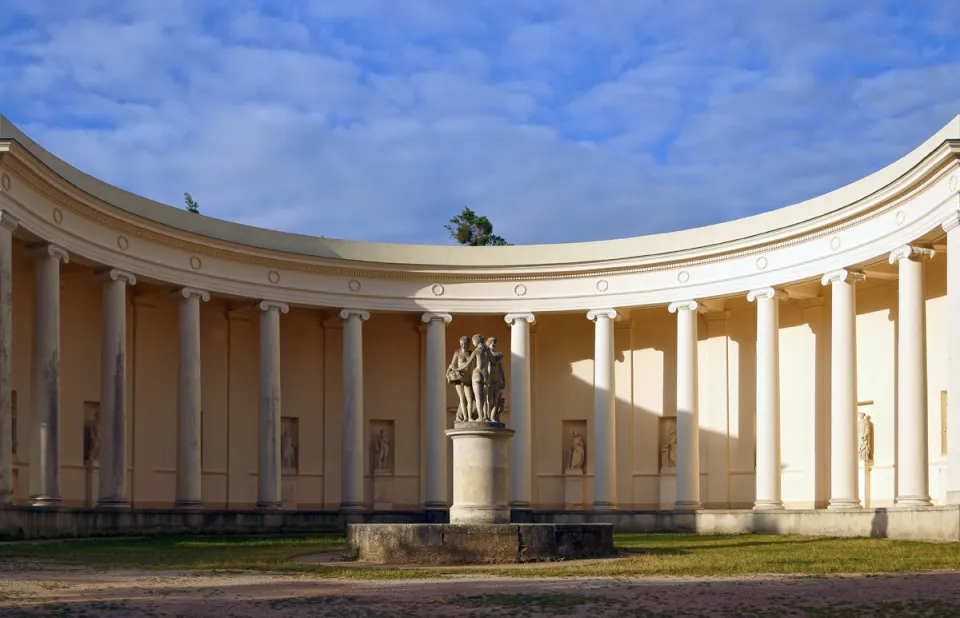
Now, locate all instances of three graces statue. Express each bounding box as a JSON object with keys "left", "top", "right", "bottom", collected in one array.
[{"left": 446, "top": 334, "right": 506, "bottom": 423}]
